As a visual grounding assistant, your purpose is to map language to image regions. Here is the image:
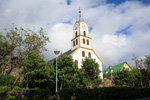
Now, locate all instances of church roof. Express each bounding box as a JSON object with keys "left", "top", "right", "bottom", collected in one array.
[
  {"left": 63, "top": 49, "right": 77, "bottom": 56},
  {"left": 103, "top": 62, "right": 131, "bottom": 76},
  {"left": 47, "top": 48, "right": 77, "bottom": 64}
]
